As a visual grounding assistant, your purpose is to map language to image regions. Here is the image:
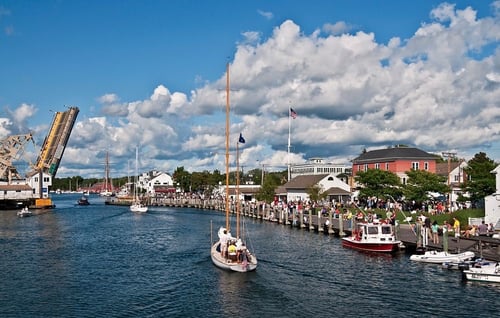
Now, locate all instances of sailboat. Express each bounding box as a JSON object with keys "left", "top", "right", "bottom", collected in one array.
[
  {"left": 210, "top": 63, "right": 258, "bottom": 272},
  {"left": 130, "top": 147, "right": 148, "bottom": 213},
  {"left": 100, "top": 151, "right": 114, "bottom": 197}
]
